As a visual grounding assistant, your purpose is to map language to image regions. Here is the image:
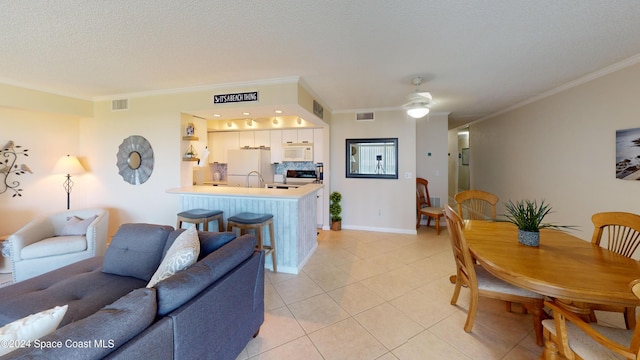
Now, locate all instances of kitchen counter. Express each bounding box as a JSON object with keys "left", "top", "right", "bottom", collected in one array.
[
  {"left": 167, "top": 183, "right": 323, "bottom": 274},
  {"left": 168, "top": 183, "right": 322, "bottom": 198}
]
